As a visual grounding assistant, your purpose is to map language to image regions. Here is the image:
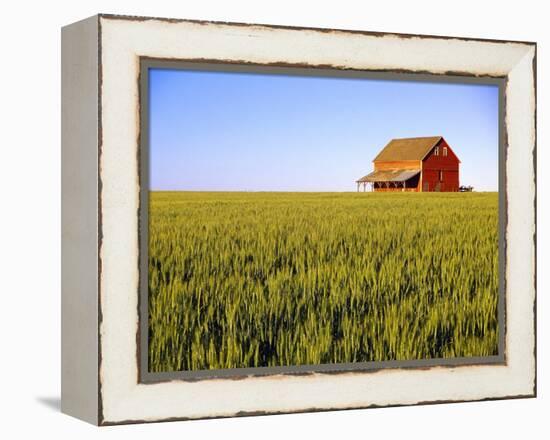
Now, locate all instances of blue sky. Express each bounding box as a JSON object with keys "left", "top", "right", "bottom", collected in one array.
[{"left": 149, "top": 68, "right": 499, "bottom": 192}]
